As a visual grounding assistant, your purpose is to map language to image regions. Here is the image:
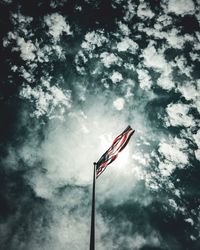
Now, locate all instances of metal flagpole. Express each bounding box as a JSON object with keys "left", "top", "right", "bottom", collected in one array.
[{"left": 90, "top": 162, "right": 96, "bottom": 250}]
